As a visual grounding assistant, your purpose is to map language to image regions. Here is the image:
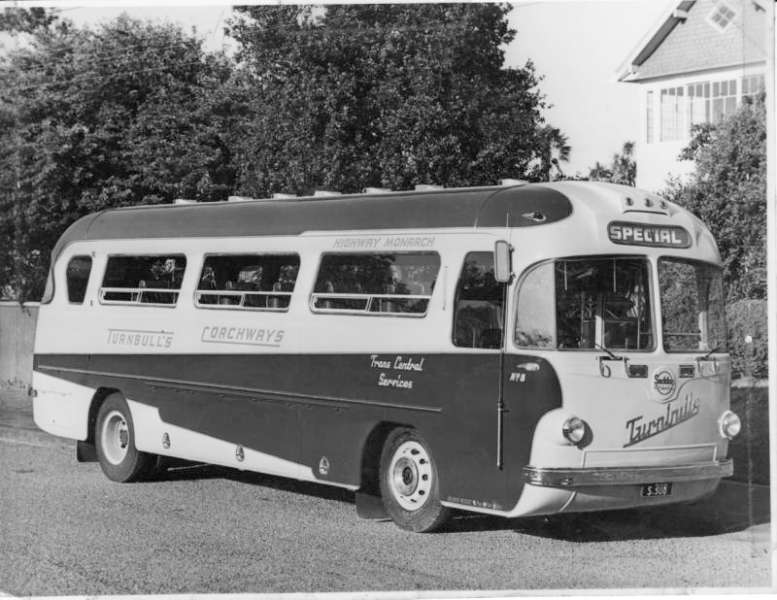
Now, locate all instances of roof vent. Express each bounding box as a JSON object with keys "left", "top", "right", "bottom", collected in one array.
[
  {"left": 364, "top": 187, "right": 392, "bottom": 194},
  {"left": 499, "top": 178, "right": 528, "bottom": 187},
  {"left": 313, "top": 190, "right": 342, "bottom": 197},
  {"left": 173, "top": 199, "right": 197, "bottom": 205},
  {"left": 414, "top": 184, "right": 444, "bottom": 191}
]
